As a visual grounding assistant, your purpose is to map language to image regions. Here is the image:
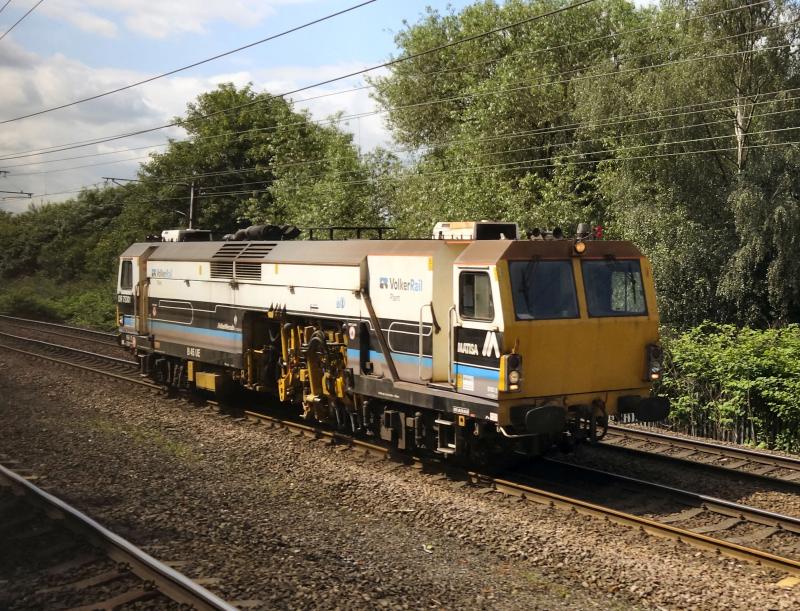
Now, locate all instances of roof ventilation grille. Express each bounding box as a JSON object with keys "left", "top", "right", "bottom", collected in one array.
[
  {"left": 235, "top": 262, "right": 262, "bottom": 281},
  {"left": 210, "top": 261, "right": 234, "bottom": 279},
  {"left": 238, "top": 243, "right": 276, "bottom": 259},
  {"left": 213, "top": 243, "right": 247, "bottom": 259}
]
